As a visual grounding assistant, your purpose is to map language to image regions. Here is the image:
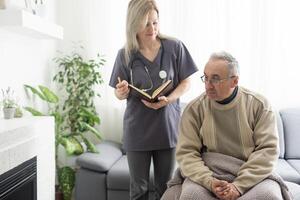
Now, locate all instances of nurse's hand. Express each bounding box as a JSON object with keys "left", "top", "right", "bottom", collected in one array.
[
  {"left": 115, "top": 78, "right": 130, "bottom": 100},
  {"left": 141, "top": 96, "right": 169, "bottom": 110}
]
